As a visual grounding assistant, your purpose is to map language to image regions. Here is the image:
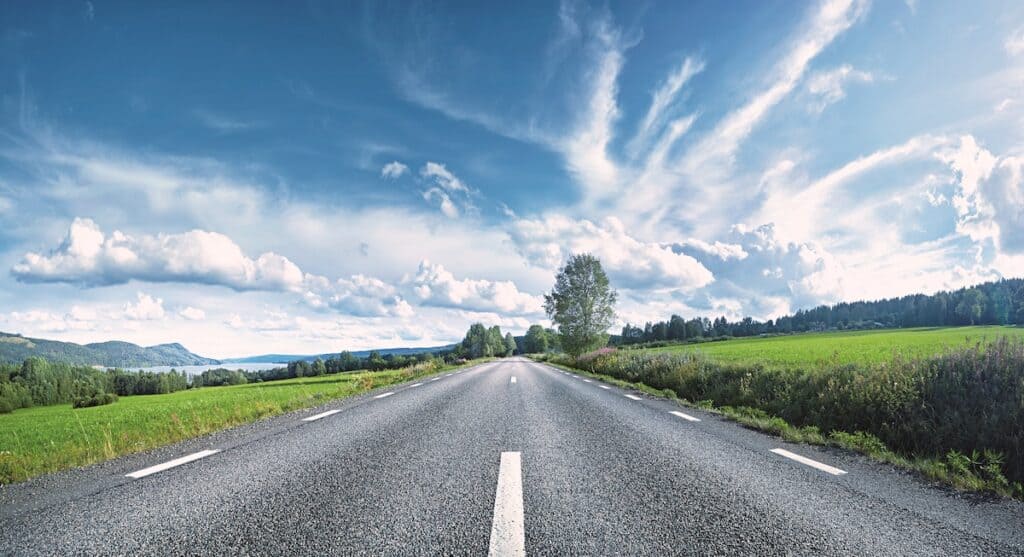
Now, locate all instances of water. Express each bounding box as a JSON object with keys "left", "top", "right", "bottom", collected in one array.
[{"left": 121, "top": 363, "right": 287, "bottom": 377}]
